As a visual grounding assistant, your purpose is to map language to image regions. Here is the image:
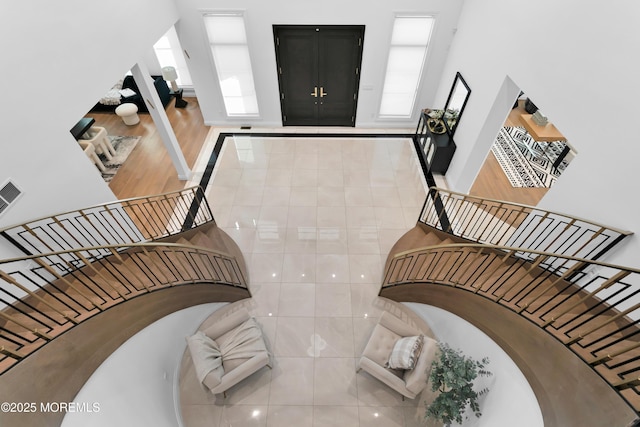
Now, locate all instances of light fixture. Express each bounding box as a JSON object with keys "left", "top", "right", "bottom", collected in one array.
[{"left": 161, "top": 66, "right": 179, "bottom": 92}]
